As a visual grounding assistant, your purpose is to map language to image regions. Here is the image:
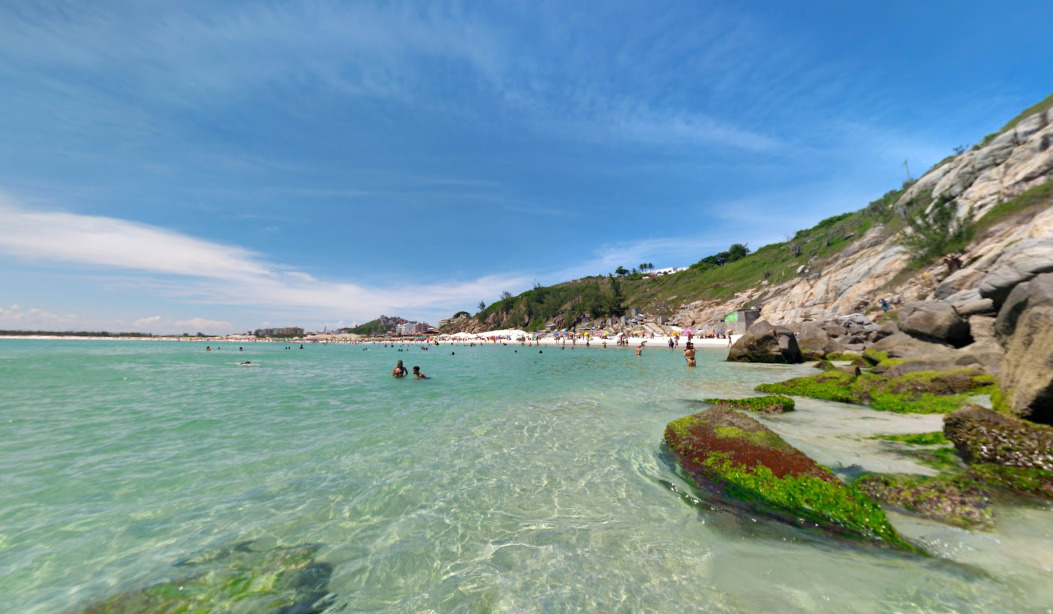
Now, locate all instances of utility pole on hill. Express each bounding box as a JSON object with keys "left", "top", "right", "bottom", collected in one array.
[{"left": 903, "top": 159, "right": 912, "bottom": 183}]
